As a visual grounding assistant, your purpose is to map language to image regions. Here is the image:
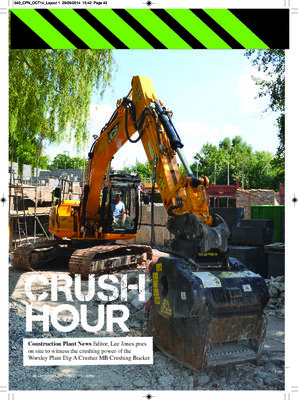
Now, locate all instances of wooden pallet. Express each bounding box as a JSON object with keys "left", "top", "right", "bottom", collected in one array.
[{"left": 264, "top": 242, "right": 285, "bottom": 254}]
